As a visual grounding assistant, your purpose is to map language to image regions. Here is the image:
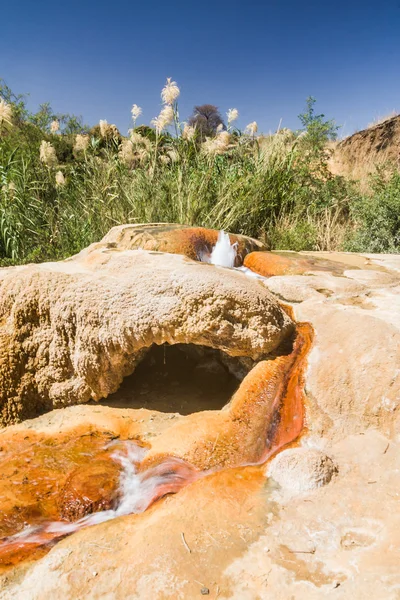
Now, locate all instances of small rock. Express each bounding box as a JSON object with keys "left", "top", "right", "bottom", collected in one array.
[
  {"left": 267, "top": 448, "right": 338, "bottom": 493},
  {"left": 200, "top": 587, "right": 209, "bottom": 595}
]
